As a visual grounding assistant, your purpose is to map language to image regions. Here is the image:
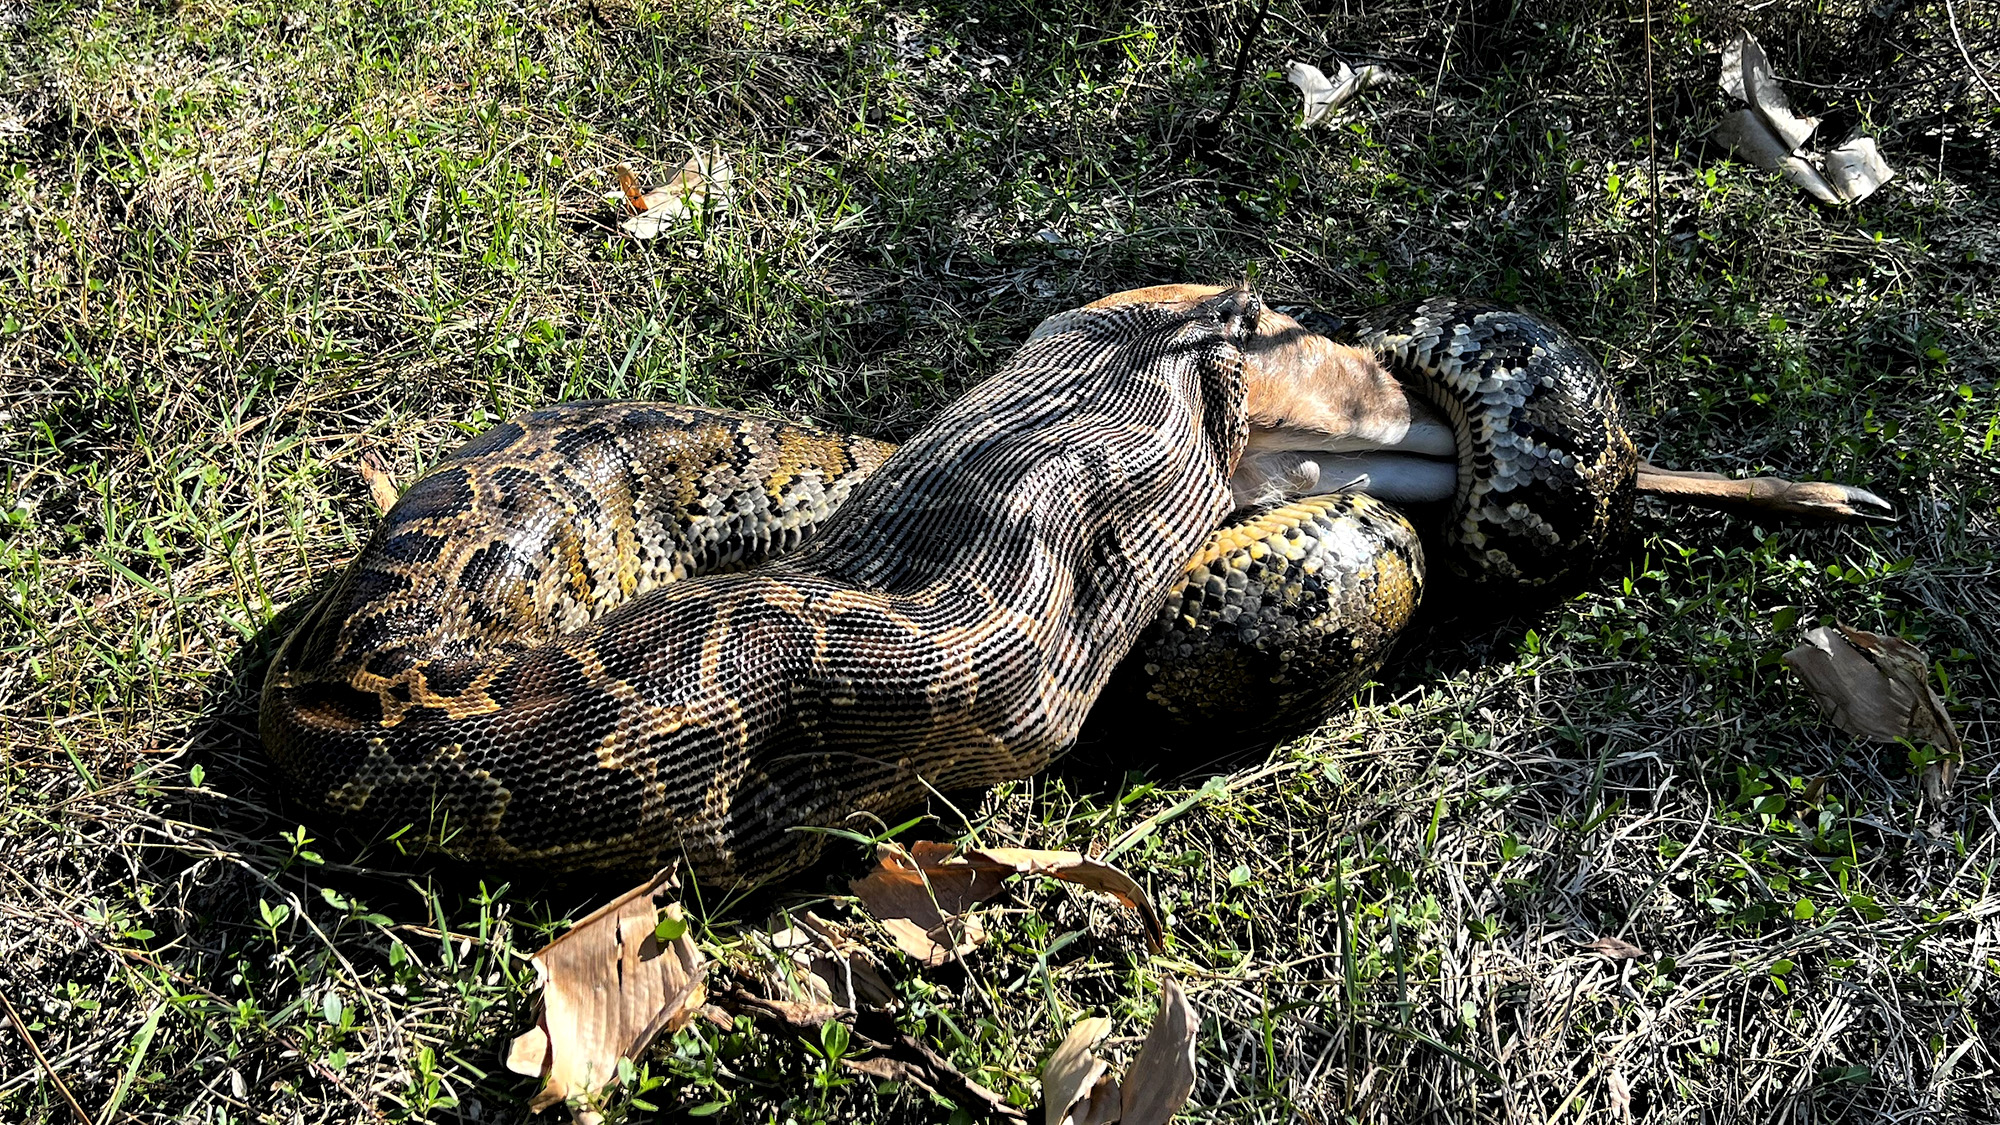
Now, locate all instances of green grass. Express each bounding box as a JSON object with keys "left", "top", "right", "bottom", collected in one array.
[{"left": 3, "top": 0, "right": 1997, "bottom": 1121}]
